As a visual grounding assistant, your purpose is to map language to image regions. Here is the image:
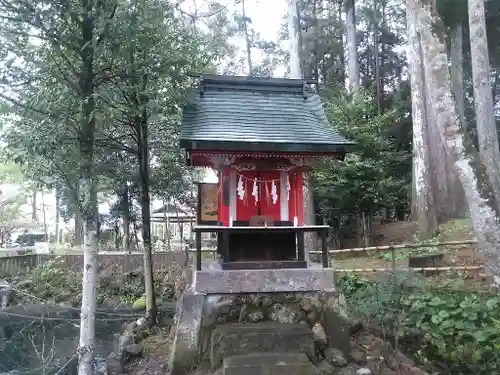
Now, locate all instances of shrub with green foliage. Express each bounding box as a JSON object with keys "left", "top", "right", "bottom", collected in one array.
[{"left": 338, "top": 274, "right": 500, "bottom": 374}]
